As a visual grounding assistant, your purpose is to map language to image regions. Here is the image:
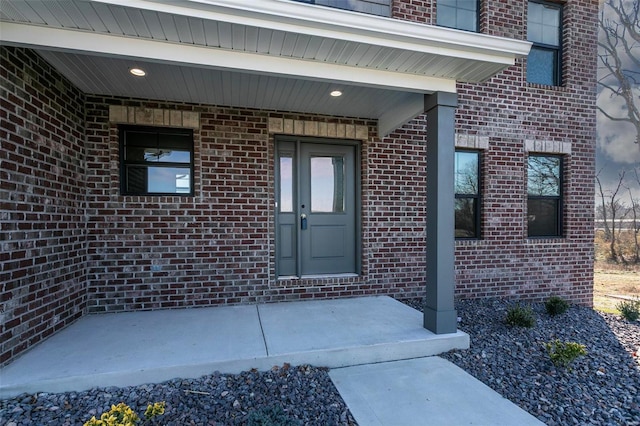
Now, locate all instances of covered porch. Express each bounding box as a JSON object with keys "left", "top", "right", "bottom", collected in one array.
[
  {"left": 0, "top": 0, "right": 531, "bottom": 367},
  {"left": 0, "top": 296, "right": 469, "bottom": 398}
]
